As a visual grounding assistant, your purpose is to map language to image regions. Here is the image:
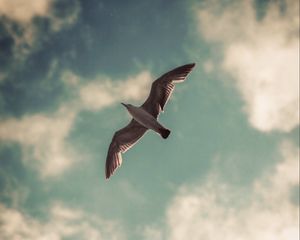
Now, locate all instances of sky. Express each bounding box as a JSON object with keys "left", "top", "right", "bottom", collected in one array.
[{"left": 0, "top": 0, "right": 299, "bottom": 239}]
